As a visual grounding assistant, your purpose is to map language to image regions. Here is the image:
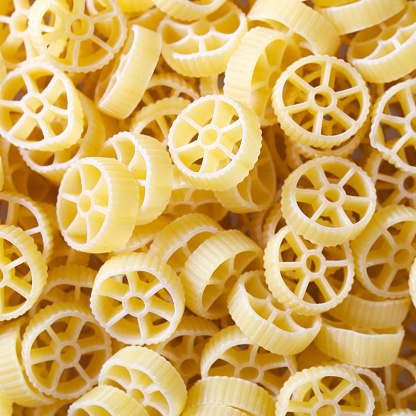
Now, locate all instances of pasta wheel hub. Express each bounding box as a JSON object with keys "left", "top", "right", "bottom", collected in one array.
[
  {"left": 58, "top": 344, "right": 79, "bottom": 366},
  {"left": 313, "top": 89, "right": 334, "bottom": 109},
  {"left": 304, "top": 252, "right": 325, "bottom": 275},
  {"left": 69, "top": 17, "right": 92, "bottom": 39},
  {"left": 10, "top": 10, "right": 29, "bottom": 33}
]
